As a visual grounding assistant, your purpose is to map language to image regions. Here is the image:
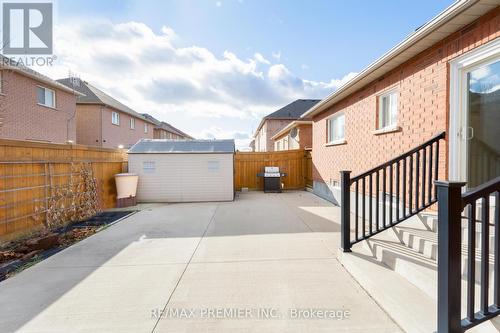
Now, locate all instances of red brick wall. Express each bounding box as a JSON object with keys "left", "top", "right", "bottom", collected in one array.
[
  {"left": 255, "top": 119, "right": 294, "bottom": 152},
  {"left": 75, "top": 104, "right": 154, "bottom": 148},
  {"left": 0, "top": 70, "right": 76, "bottom": 143},
  {"left": 312, "top": 7, "right": 500, "bottom": 186},
  {"left": 298, "top": 124, "right": 312, "bottom": 149},
  {"left": 76, "top": 104, "right": 102, "bottom": 146}
]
